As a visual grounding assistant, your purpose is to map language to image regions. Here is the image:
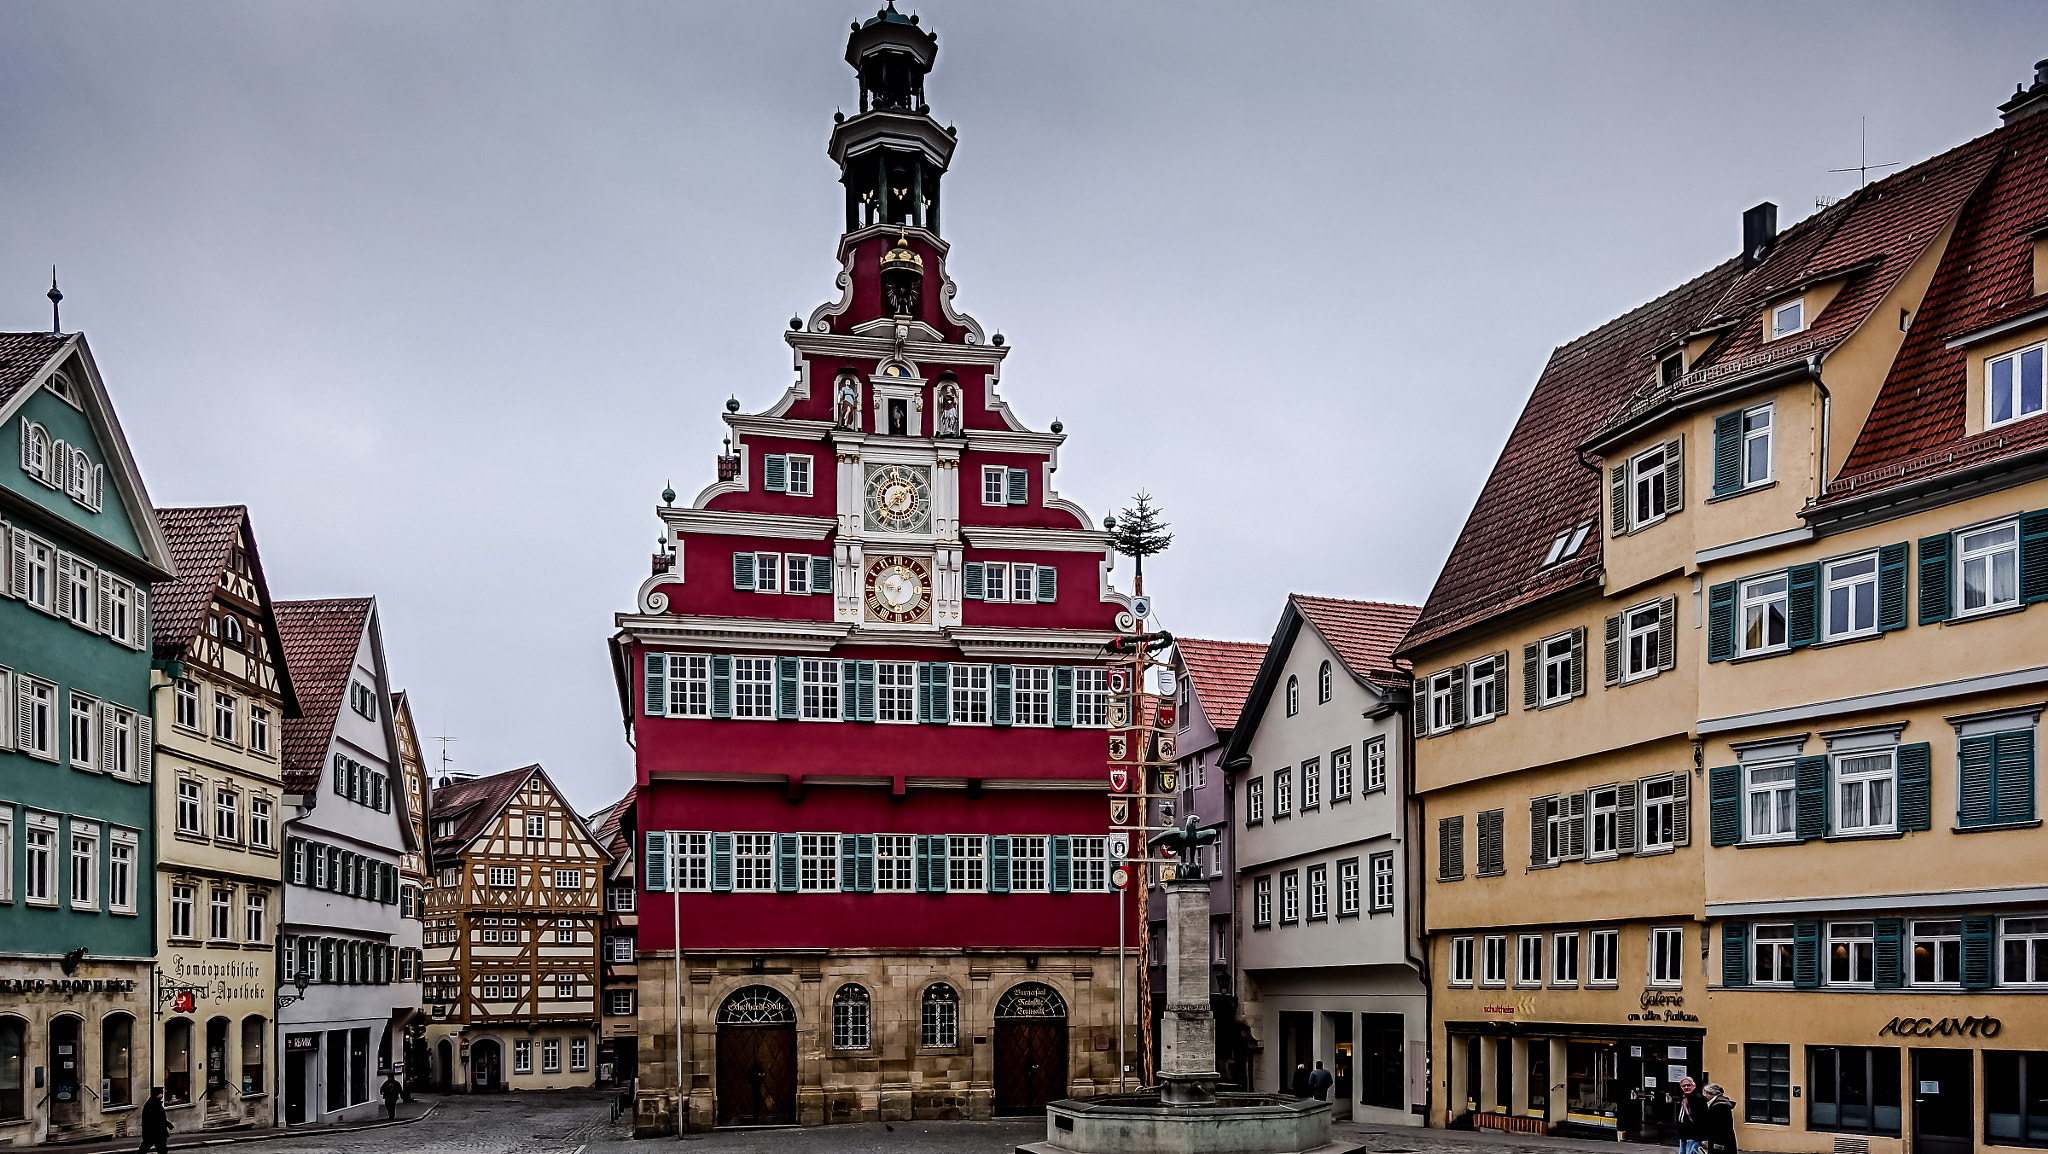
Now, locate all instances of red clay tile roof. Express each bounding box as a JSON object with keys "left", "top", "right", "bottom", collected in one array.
[
  {"left": 0, "top": 333, "right": 70, "bottom": 410},
  {"left": 1292, "top": 595, "right": 1419, "bottom": 689},
  {"left": 588, "top": 792, "right": 632, "bottom": 849},
  {"left": 275, "top": 597, "right": 374, "bottom": 793},
  {"left": 1830, "top": 112, "right": 2048, "bottom": 493},
  {"left": 1174, "top": 638, "right": 1266, "bottom": 731},
  {"left": 151, "top": 506, "right": 246, "bottom": 654},
  {"left": 428, "top": 765, "right": 537, "bottom": 858}
]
